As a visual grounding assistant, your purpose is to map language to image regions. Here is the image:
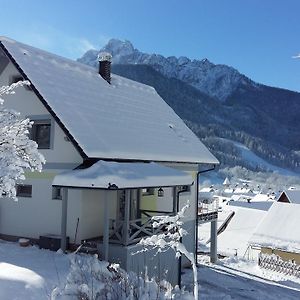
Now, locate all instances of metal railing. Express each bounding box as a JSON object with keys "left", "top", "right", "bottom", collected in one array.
[{"left": 198, "top": 197, "right": 219, "bottom": 222}]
